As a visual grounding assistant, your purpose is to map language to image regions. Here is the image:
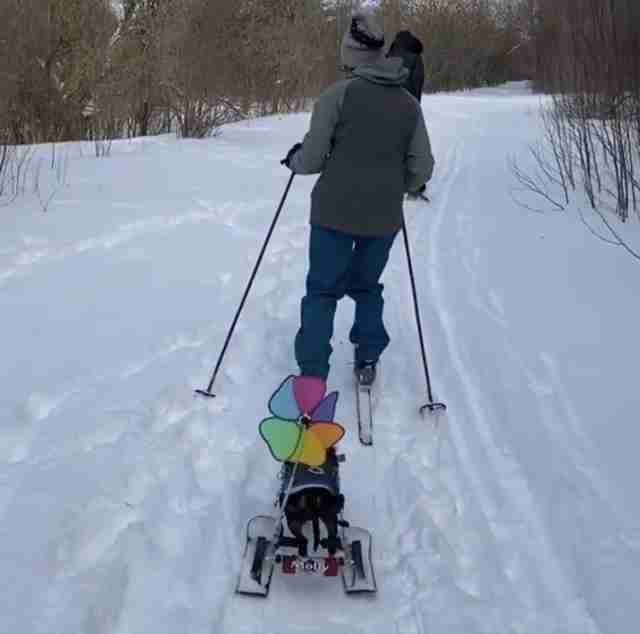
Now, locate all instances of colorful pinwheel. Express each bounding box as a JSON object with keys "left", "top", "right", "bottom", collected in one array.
[{"left": 259, "top": 375, "right": 345, "bottom": 468}]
